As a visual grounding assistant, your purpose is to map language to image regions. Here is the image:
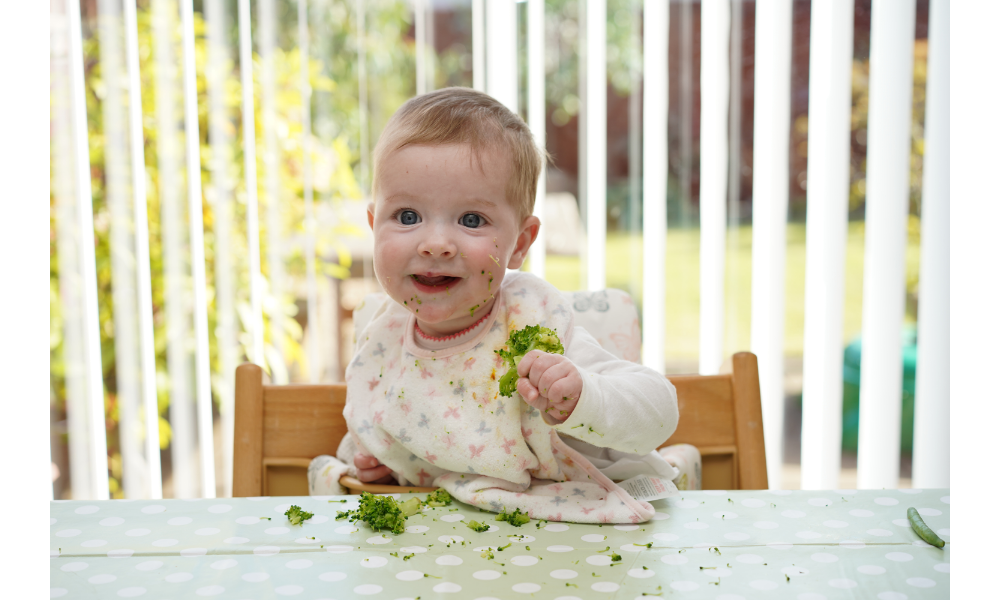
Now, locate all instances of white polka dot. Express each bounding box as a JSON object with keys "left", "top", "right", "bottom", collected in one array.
[
  {"left": 849, "top": 509, "right": 875, "bottom": 517},
  {"left": 749, "top": 580, "right": 779, "bottom": 591},
  {"left": 867, "top": 528, "right": 894, "bottom": 537},
  {"left": 151, "top": 539, "right": 178, "bottom": 547},
  {"left": 586, "top": 554, "right": 611, "bottom": 566},
  {"left": 361, "top": 556, "right": 388, "bottom": 568},
  {"left": 473, "top": 570, "right": 502, "bottom": 580},
  {"left": 767, "top": 541, "right": 793, "bottom": 550},
  {"left": 857, "top": 565, "right": 886, "bottom": 575},
  {"left": 265, "top": 527, "right": 290, "bottom": 535},
  {"left": 285, "top": 559, "right": 313, "bottom": 569},
  {"left": 591, "top": 582, "right": 619, "bottom": 592},
  {"left": 107, "top": 549, "right": 134, "bottom": 558},
  {"left": 275, "top": 585, "right": 304, "bottom": 596},
  {"left": 549, "top": 569, "right": 578, "bottom": 579},
  {"left": 812, "top": 553, "right": 839, "bottom": 563},
  {"left": 210, "top": 559, "right": 238, "bottom": 570},
  {"left": 88, "top": 574, "right": 116, "bottom": 584},
  {"left": 628, "top": 568, "right": 655, "bottom": 578},
  {"left": 135, "top": 561, "right": 162, "bottom": 571},
  {"left": 100, "top": 517, "right": 125, "bottom": 526},
  {"left": 393, "top": 570, "right": 424, "bottom": 581},
  {"left": 617, "top": 543, "right": 645, "bottom": 552},
  {"left": 795, "top": 531, "right": 821, "bottom": 539},
  {"left": 180, "top": 548, "right": 207, "bottom": 557},
  {"left": 545, "top": 523, "right": 570, "bottom": 531},
  {"left": 81, "top": 539, "right": 107, "bottom": 547},
  {"left": 823, "top": 520, "right": 848, "bottom": 528},
  {"left": 651, "top": 512, "right": 670, "bottom": 520},
  {"left": 933, "top": 563, "right": 949, "bottom": 573},
  {"left": 940, "top": 495, "right": 950, "bottom": 504},
  {"left": 653, "top": 532, "right": 679, "bottom": 543},
  {"left": 797, "top": 594, "right": 827, "bottom": 600},
  {"left": 405, "top": 525, "right": 429, "bottom": 533},
  {"left": 253, "top": 545, "right": 280, "bottom": 556},
  {"left": 294, "top": 537, "right": 320, "bottom": 545},
  {"left": 235, "top": 516, "right": 260, "bottom": 525},
  {"left": 196, "top": 586, "right": 225, "bottom": 596},
  {"left": 741, "top": 498, "right": 766, "bottom": 508},
  {"left": 840, "top": 540, "right": 866, "bottom": 549},
  {"left": 724, "top": 532, "right": 750, "bottom": 541},
  {"left": 782, "top": 566, "right": 809, "bottom": 577},
  {"left": 165, "top": 573, "right": 192, "bottom": 583},
  {"left": 781, "top": 509, "right": 806, "bottom": 519},
  {"left": 545, "top": 544, "right": 574, "bottom": 553},
  {"left": 317, "top": 572, "right": 345, "bottom": 582},
  {"left": 433, "top": 582, "right": 462, "bottom": 593},
  {"left": 661, "top": 554, "right": 688, "bottom": 565},
  {"left": 400, "top": 546, "right": 427, "bottom": 554},
  {"left": 736, "top": 553, "right": 764, "bottom": 564},
  {"left": 673, "top": 499, "right": 699, "bottom": 508},
  {"left": 509, "top": 534, "right": 534, "bottom": 543},
  {"left": 684, "top": 522, "right": 709, "bottom": 530},
  {"left": 713, "top": 511, "right": 738, "bottom": 520},
  {"left": 581, "top": 533, "right": 607, "bottom": 543},
  {"left": 835, "top": 489, "right": 859, "bottom": 495},
  {"left": 513, "top": 583, "right": 541, "bottom": 593},
  {"left": 55, "top": 529, "right": 81, "bottom": 538},
  {"left": 324, "top": 545, "right": 352, "bottom": 554},
  {"left": 367, "top": 535, "right": 392, "bottom": 545},
  {"left": 937, "top": 528, "right": 950, "bottom": 536},
  {"left": 242, "top": 573, "right": 270, "bottom": 582},
  {"left": 715, "top": 595, "right": 745, "bottom": 600},
  {"left": 195, "top": 528, "right": 220, "bottom": 536},
  {"left": 906, "top": 578, "right": 936, "bottom": 588},
  {"left": 511, "top": 555, "right": 539, "bottom": 566},
  {"left": 892, "top": 518, "right": 910, "bottom": 527},
  {"left": 308, "top": 515, "right": 328, "bottom": 524},
  {"left": 208, "top": 504, "right": 232, "bottom": 514},
  {"left": 874, "top": 497, "right": 899, "bottom": 506},
  {"left": 754, "top": 521, "right": 779, "bottom": 529},
  {"left": 436, "top": 554, "right": 463, "bottom": 566},
  {"left": 273, "top": 503, "right": 294, "bottom": 514},
  {"left": 117, "top": 587, "right": 146, "bottom": 597},
  {"left": 61, "top": 562, "right": 88, "bottom": 572},
  {"left": 438, "top": 535, "right": 464, "bottom": 543},
  {"left": 886, "top": 552, "right": 913, "bottom": 562},
  {"left": 912, "top": 539, "right": 933, "bottom": 548},
  {"left": 440, "top": 514, "right": 464, "bottom": 522},
  {"left": 75, "top": 505, "right": 99, "bottom": 515},
  {"left": 898, "top": 488, "right": 921, "bottom": 494},
  {"left": 165, "top": 517, "right": 190, "bottom": 526},
  {"left": 141, "top": 505, "right": 166, "bottom": 514},
  {"left": 669, "top": 581, "right": 698, "bottom": 591},
  {"left": 50, "top": 589, "right": 67, "bottom": 598},
  {"left": 917, "top": 507, "right": 942, "bottom": 517},
  {"left": 877, "top": 593, "right": 907, "bottom": 600},
  {"left": 334, "top": 525, "right": 359, "bottom": 534},
  {"left": 224, "top": 537, "right": 250, "bottom": 544},
  {"left": 829, "top": 579, "right": 858, "bottom": 589},
  {"left": 50, "top": 549, "right": 59, "bottom": 558}
]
